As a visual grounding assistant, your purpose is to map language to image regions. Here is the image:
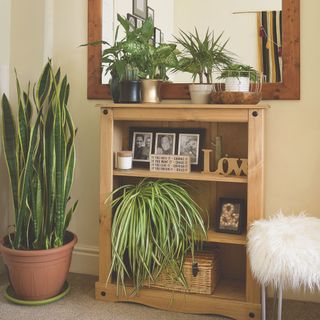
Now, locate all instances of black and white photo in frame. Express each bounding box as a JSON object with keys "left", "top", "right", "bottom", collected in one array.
[
  {"left": 178, "top": 133, "right": 200, "bottom": 164},
  {"left": 147, "top": 7, "right": 154, "bottom": 22},
  {"left": 132, "top": 131, "right": 153, "bottom": 162},
  {"left": 133, "top": 0, "right": 147, "bottom": 20},
  {"left": 127, "top": 13, "right": 137, "bottom": 30},
  {"left": 155, "top": 133, "right": 175, "bottom": 155}
]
